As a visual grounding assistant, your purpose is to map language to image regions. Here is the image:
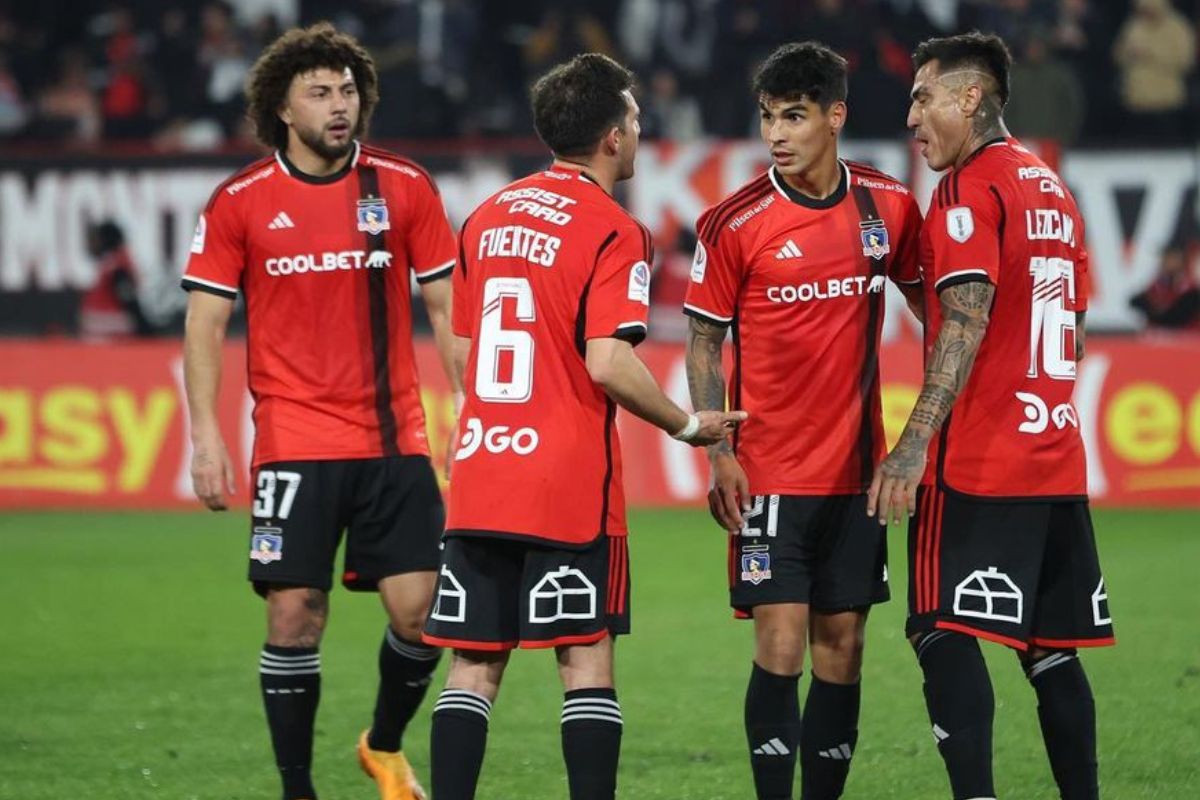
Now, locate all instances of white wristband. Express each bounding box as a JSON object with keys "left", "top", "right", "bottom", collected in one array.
[{"left": 671, "top": 413, "right": 700, "bottom": 442}]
